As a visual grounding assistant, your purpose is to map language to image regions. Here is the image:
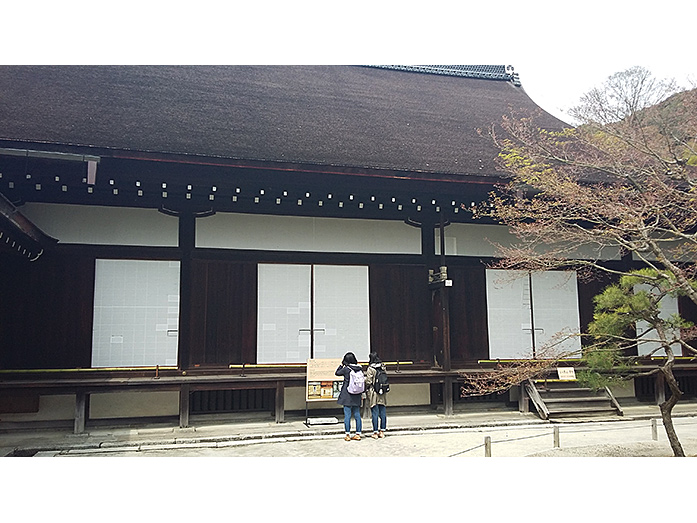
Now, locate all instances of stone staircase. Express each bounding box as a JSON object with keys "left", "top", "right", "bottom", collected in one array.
[{"left": 524, "top": 379, "right": 623, "bottom": 420}]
